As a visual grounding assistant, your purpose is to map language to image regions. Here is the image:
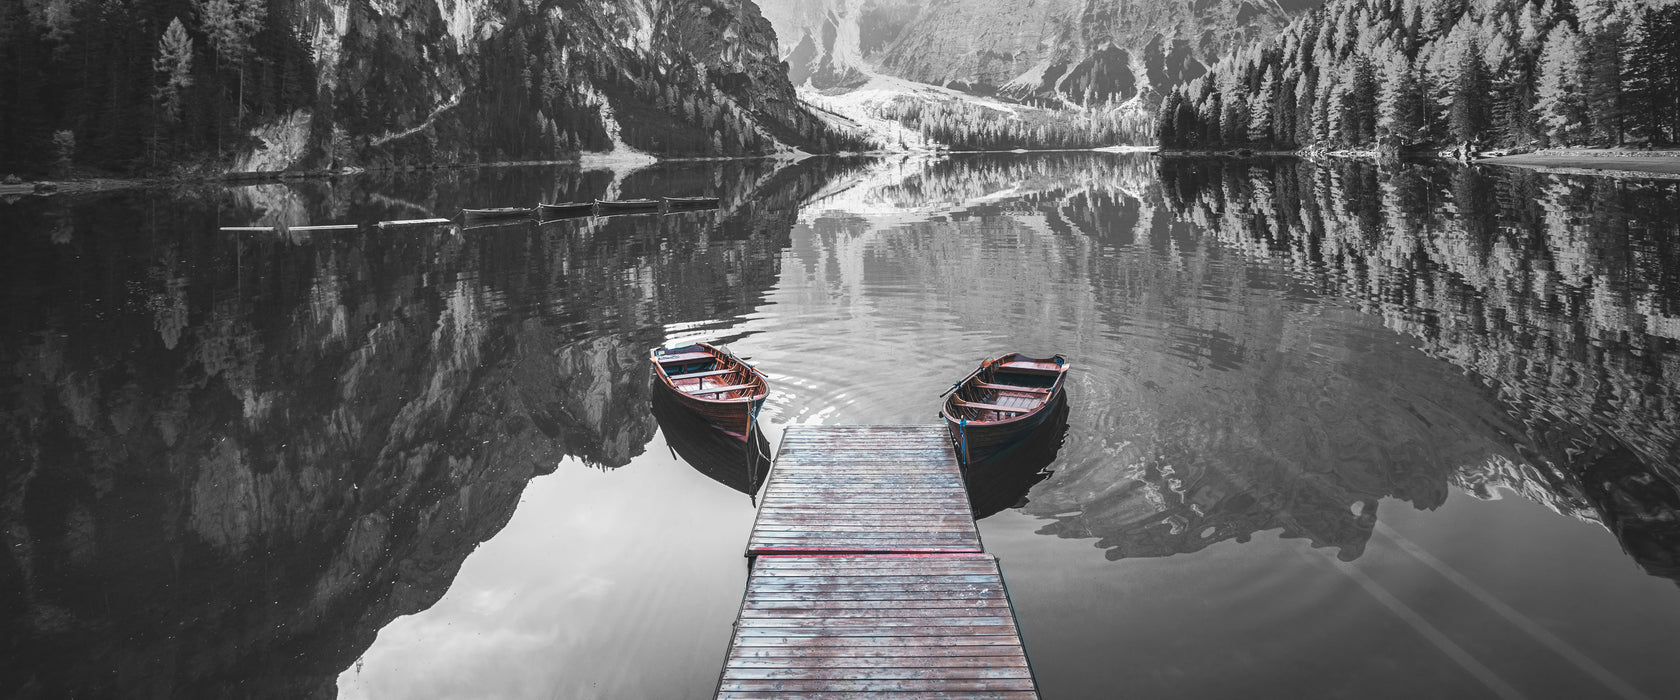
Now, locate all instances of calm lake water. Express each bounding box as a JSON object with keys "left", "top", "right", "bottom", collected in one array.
[{"left": 3, "top": 154, "right": 1678, "bottom": 699}]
